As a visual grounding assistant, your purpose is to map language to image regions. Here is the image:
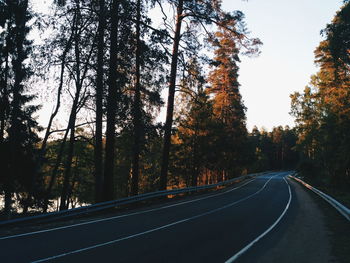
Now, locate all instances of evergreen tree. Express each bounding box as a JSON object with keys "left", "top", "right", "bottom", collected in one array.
[
  {"left": 174, "top": 59, "right": 215, "bottom": 187},
  {"left": 207, "top": 28, "right": 247, "bottom": 178},
  {"left": 0, "top": 0, "right": 42, "bottom": 216}
]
